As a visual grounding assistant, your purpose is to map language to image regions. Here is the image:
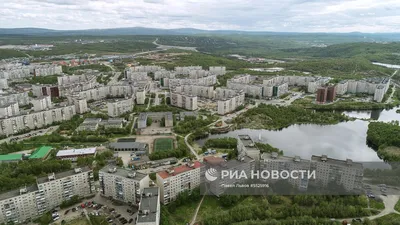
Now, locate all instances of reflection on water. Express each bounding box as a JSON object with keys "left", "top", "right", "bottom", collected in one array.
[{"left": 197, "top": 107, "right": 400, "bottom": 163}]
